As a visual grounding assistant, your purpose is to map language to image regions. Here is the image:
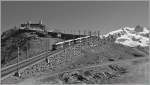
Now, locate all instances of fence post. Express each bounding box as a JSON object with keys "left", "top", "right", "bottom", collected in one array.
[
  {"left": 78, "top": 29, "right": 80, "bottom": 37},
  {"left": 97, "top": 30, "right": 100, "bottom": 41},
  {"left": 73, "top": 30, "right": 76, "bottom": 56},
  {"left": 84, "top": 30, "right": 86, "bottom": 35}
]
